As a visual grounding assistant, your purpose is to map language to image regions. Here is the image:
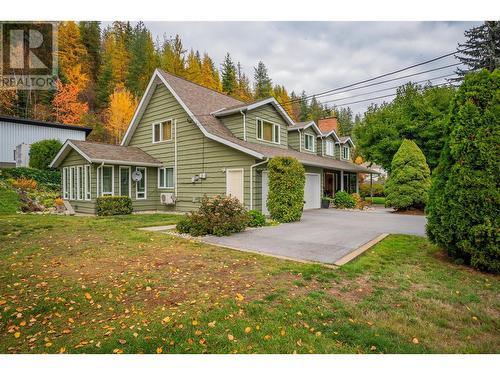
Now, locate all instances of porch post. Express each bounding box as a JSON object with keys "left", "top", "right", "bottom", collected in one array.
[
  {"left": 340, "top": 170, "right": 344, "bottom": 191},
  {"left": 370, "top": 173, "right": 373, "bottom": 200}
]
